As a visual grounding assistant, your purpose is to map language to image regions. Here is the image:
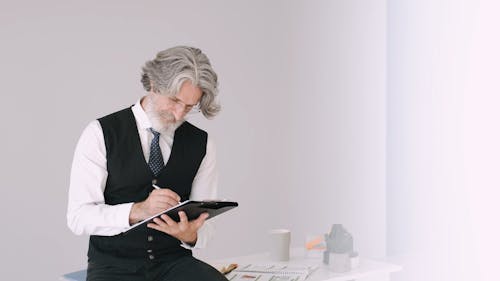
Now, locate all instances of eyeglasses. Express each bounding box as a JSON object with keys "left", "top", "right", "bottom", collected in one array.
[{"left": 168, "top": 96, "right": 201, "bottom": 115}]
